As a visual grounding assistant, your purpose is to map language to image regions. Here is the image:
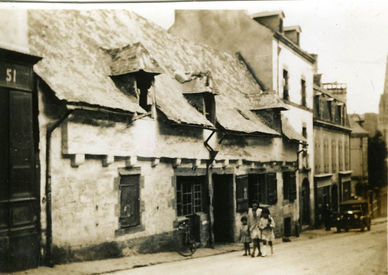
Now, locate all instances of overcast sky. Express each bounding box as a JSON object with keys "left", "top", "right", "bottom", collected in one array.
[
  {"left": 6, "top": 0, "right": 388, "bottom": 114},
  {"left": 130, "top": 0, "right": 388, "bottom": 114}
]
